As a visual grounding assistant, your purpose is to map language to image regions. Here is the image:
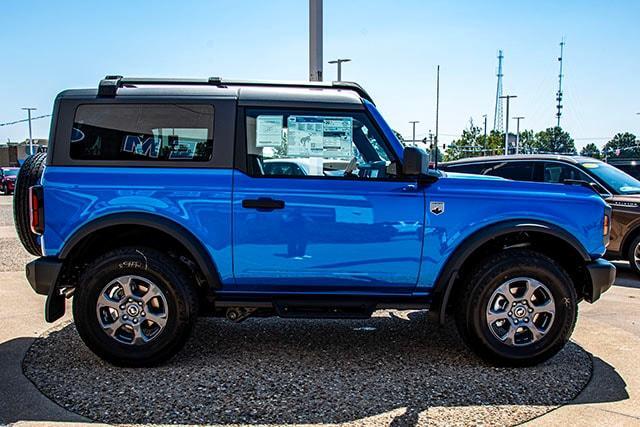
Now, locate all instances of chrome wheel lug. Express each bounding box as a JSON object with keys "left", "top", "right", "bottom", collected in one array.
[
  {"left": 141, "top": 312, "right": 146, "bottom": 317},
  {"left": 128, "top": 298, "right": 133, "bottom": 303},
  {"left": 133, "top": 318, "right": 138, "bottom": 324},
  {"left": 120, "top": 305, "right": 125, "bottom": 310},
  {"left": 529, "top": 308, "right": 533, "bottom": 313},
  {"left": 138, "top": 301, "right": 143, "bottom": 306},
  {"left": 123, "top": 315, "right": 128, "bottom": 320},
  {"left": 525, "top": 318, "right": 529, "bottom": 322},
  {"left": 508, "top": 311, "right": 512, "bottom": 316}
]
